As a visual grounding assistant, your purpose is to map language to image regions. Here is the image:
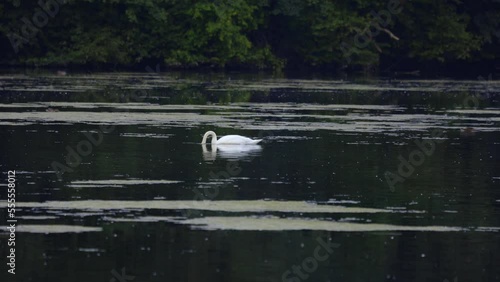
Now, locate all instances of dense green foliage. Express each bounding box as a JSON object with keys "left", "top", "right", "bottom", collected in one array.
[{"left": 0, "top": 0, "right": 499, "bottom": 71}]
